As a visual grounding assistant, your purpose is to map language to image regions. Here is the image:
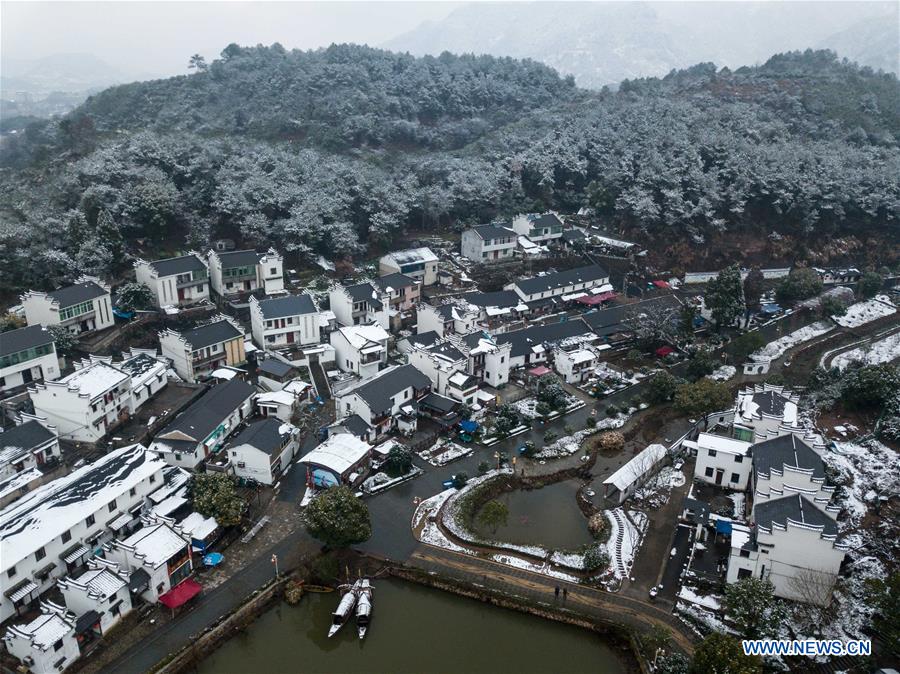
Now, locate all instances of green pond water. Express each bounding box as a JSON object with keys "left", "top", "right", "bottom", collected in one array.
[
  {"left": 475, "top": 480, "right": 594, "bottom": 550},
  {"left": 197, "top": 579, "right": 628, "bottom": 674}
]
